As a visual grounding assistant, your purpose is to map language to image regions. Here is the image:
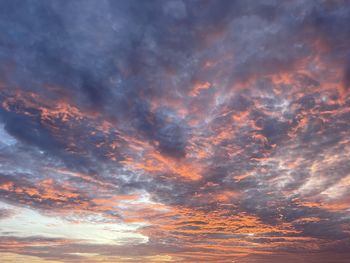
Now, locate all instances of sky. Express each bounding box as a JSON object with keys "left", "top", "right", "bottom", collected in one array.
[{"left": 0, "top": 0, "right": 350, "bottom": 262}]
